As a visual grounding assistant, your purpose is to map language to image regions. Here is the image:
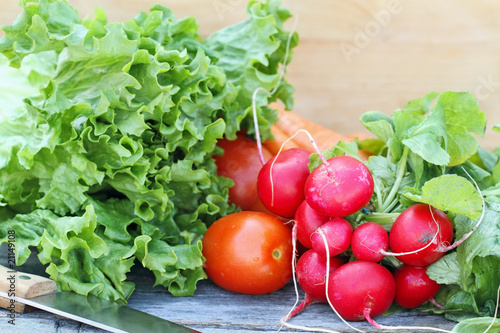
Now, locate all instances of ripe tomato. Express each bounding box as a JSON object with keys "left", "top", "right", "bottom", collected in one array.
[
  {"left": 202, "top": 211, "right": 293, "bottom": 295},
  {"left": 214, "top": 133, "right": 272, "bottom": 212}
]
